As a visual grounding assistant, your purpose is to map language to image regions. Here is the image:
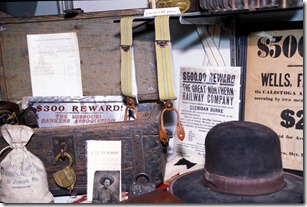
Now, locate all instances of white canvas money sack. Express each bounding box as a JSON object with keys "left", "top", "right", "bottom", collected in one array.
[{"left": 0, "top": 124, "right": 53, "bottom": 203}]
